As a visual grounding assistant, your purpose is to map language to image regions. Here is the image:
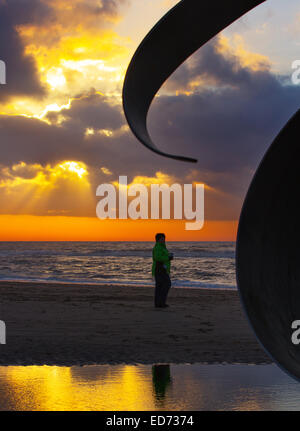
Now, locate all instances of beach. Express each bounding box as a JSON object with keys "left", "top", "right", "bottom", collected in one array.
[{"left": 0, "top": 281, "right": 271, "bottom": 365}]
